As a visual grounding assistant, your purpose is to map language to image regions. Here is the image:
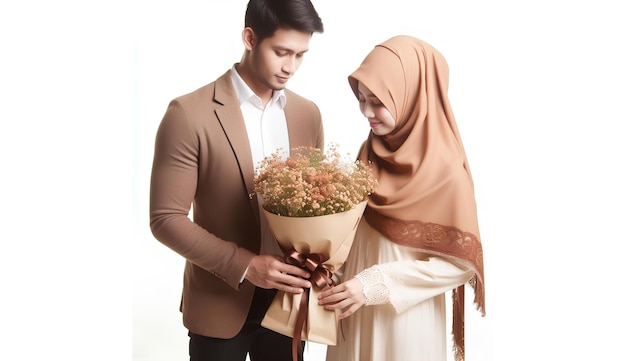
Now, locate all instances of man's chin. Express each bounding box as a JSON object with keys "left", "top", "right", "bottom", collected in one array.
[{"left": 272, "top": 83, "right": 287, "bottom": 91}]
